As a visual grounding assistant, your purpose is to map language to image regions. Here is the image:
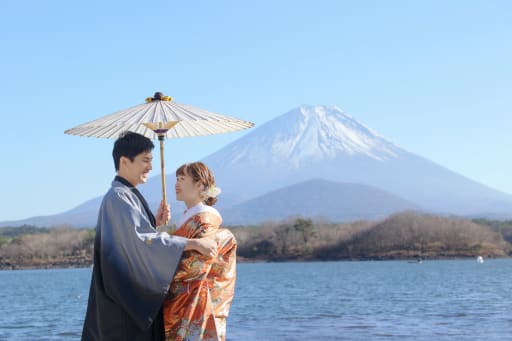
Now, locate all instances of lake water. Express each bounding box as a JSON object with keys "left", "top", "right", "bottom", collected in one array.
[{"left": 1, "top": 259, "right": 512, "bottom": 340}]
